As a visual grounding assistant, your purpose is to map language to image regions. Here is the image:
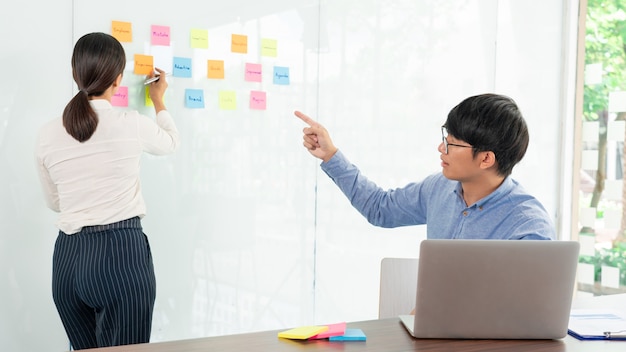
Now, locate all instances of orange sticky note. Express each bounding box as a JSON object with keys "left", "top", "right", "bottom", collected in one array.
[
  {"left": 112, "top": 21, "right": 132, "bottom": 42},
  {"left": 207, "top": 60, "right": 224, "bottom": 79},
  {"left": 134, "top": 54, "right": 153, "bottom": 75},
  {"left": 231, "top": 34, "right": 248, "bottom": 54}
]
